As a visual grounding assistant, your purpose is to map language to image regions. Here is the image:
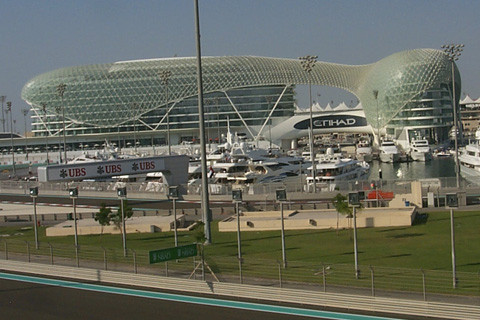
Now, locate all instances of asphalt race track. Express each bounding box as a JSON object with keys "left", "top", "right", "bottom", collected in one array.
[{"left": 0, "top": 272, "right": 414, "bottom": 320}]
